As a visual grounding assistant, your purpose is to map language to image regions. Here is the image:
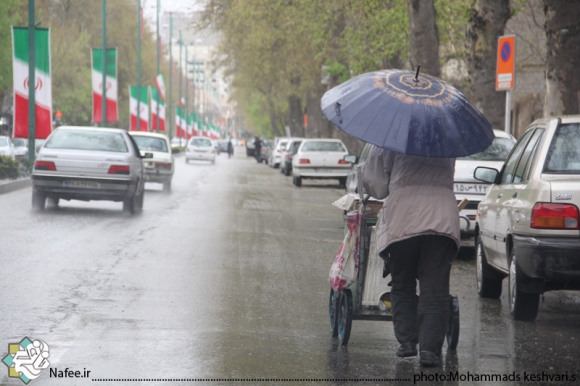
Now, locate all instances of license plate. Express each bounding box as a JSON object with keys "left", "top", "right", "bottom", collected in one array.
[
  {"left": 314, "top": 168, "right": 337, "bottom": 173},
  {"left": 195, "top": 150, "right": 207, "bottom": 153},
  {"left": 63, "top": 180, "right": 100, "bottom": 189},
  {"left": 454, "top": 183, "right": 488, "bottom": 194}
]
